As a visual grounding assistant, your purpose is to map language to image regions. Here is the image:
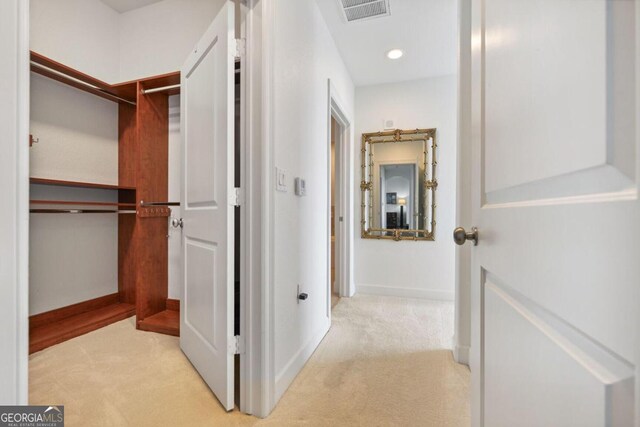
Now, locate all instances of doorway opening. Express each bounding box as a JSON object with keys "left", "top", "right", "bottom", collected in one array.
[
  {"left": 23, "top": 0, "right": 258, "bottom": 418},
  {"left": 330, "top": 116, "right": 341, "bottom": 309},
  {"left": 327, "top": 82, "right": 354, "bottom": 308}
]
